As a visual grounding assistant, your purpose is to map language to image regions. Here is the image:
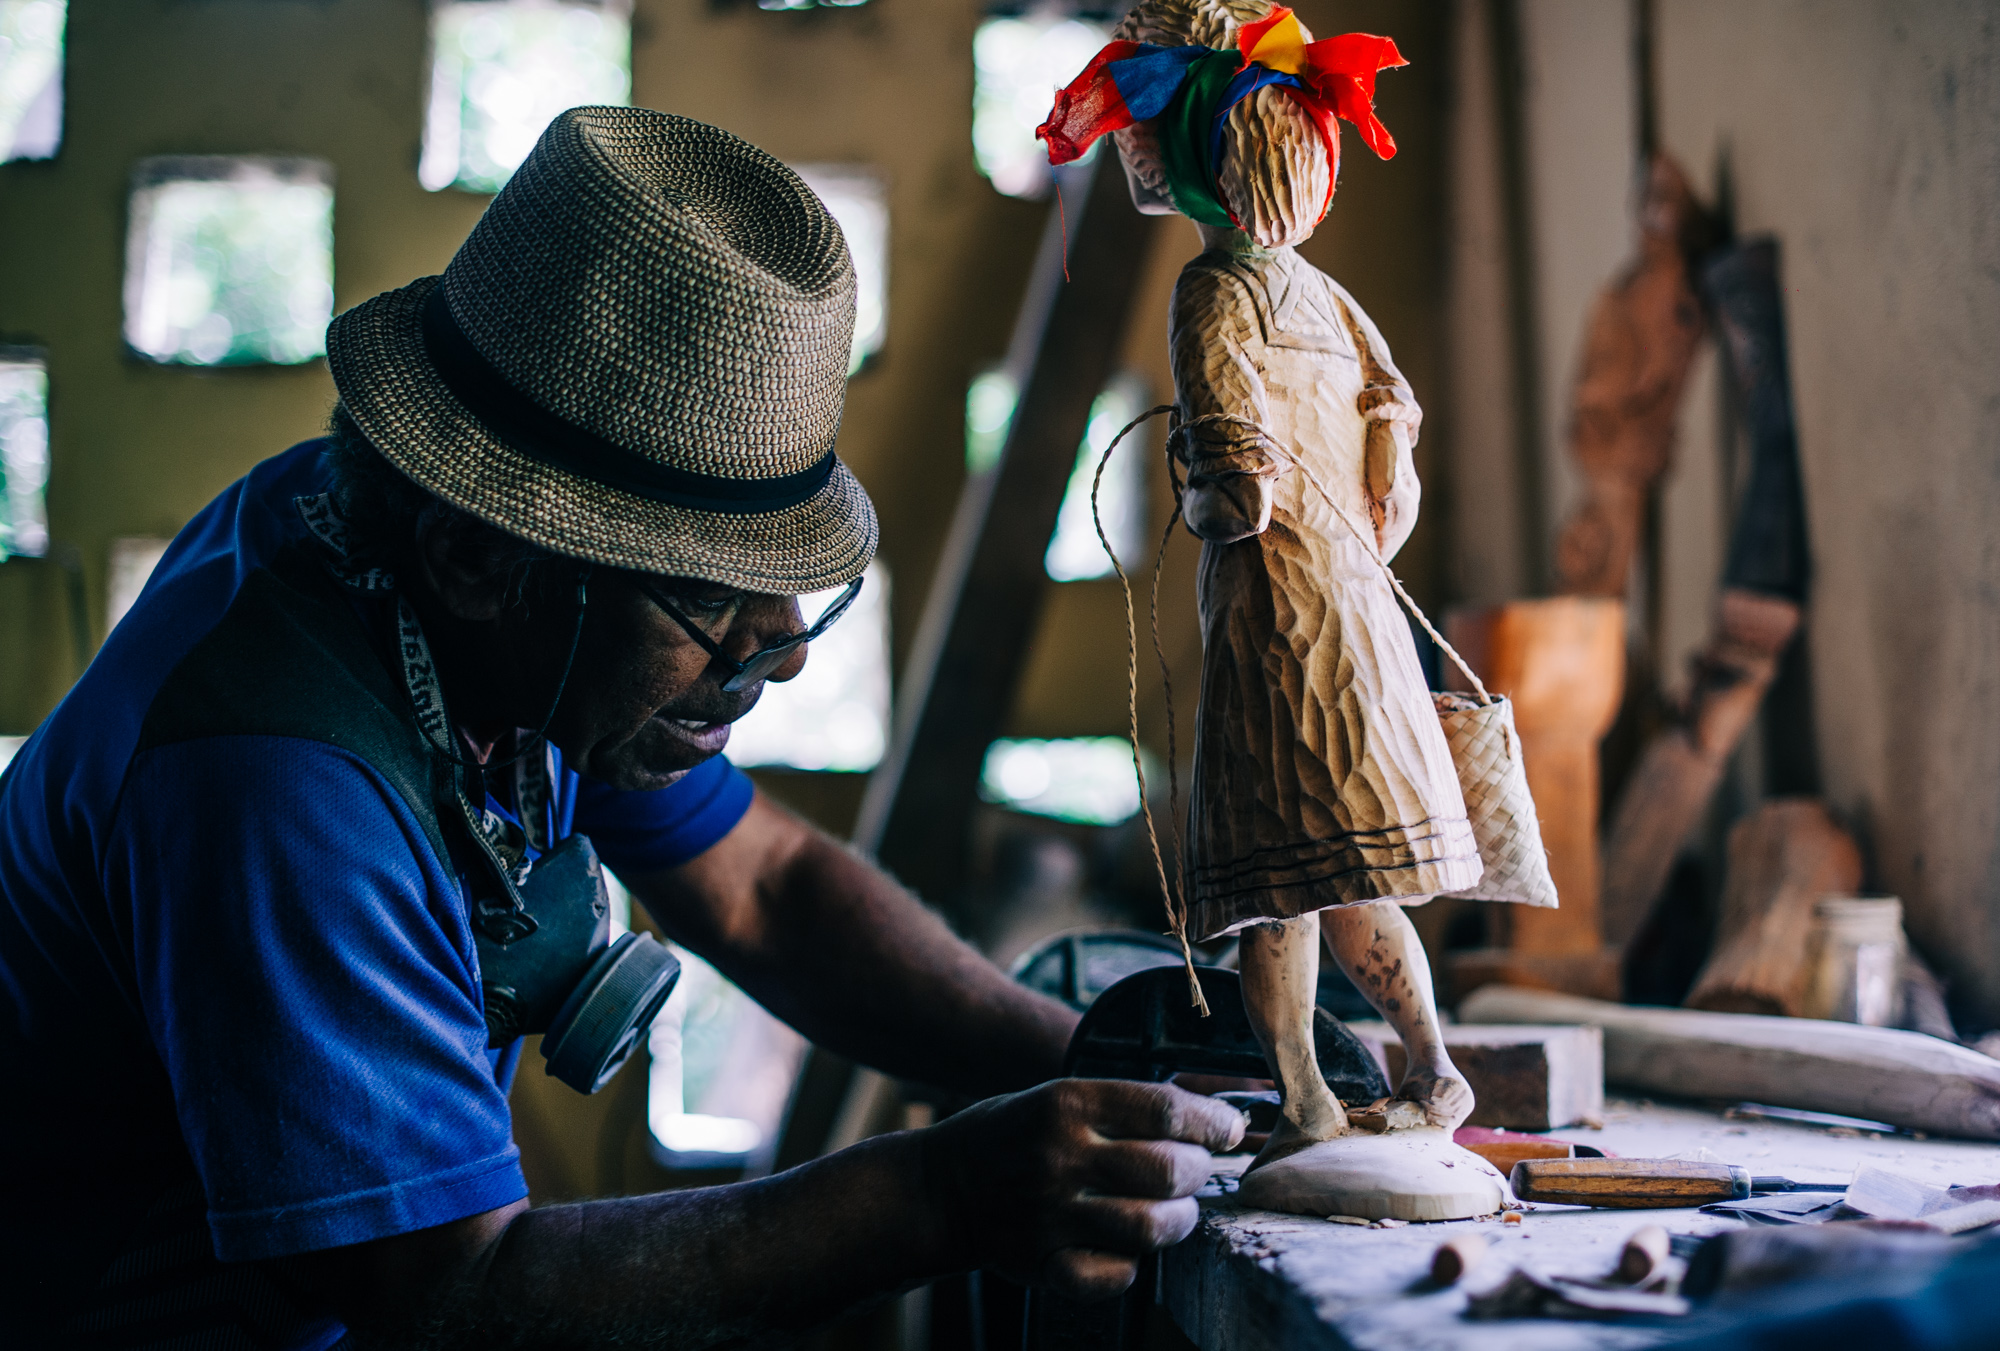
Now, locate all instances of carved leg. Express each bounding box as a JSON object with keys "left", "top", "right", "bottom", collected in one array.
[
  {"left": 1234, "top": 907, "right": 1507, "bottom": 1219},
  {"left": 1320, "top": 902, "right": 1474, "bottom": 1133},
  {"left": 1239, "top": 916, "right": 1346, "bottom": 1166}
]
